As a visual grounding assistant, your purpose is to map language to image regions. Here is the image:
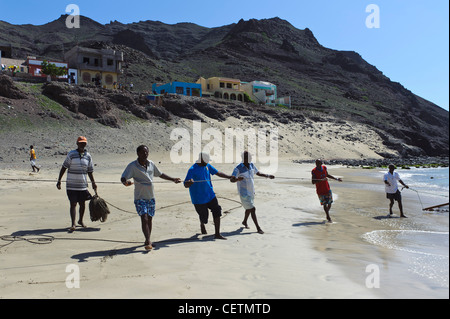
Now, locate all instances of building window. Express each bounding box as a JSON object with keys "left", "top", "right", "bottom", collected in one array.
[
  {"left": 82, "top": 72, "right": 91, "bottom": 83},
  {"left": 83, "top": 57, "right": 90, "bottom": 64},
  {"left": 186, "top": 88, "right": 191, "bottom": 96},
  {"left": 220, "top": 82, "right": 224, "bottom": 88},
  {"left": 227, "top": 83, "right": 232, "bottom": 89},
  {"left": 192, "top": 88, "right": 201, "bottom": 97},
  {"left": 176, "top": 87, "right": 184, "bottom": 94},
  {"left": 107, "top": 59, "right": 113, "bottom": 66},
  {"left": 230, "top": 93, "right": 236, "bottom": 100},
  {"left": 224, "top": 93, "right": 229, "bottom": 99}
]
